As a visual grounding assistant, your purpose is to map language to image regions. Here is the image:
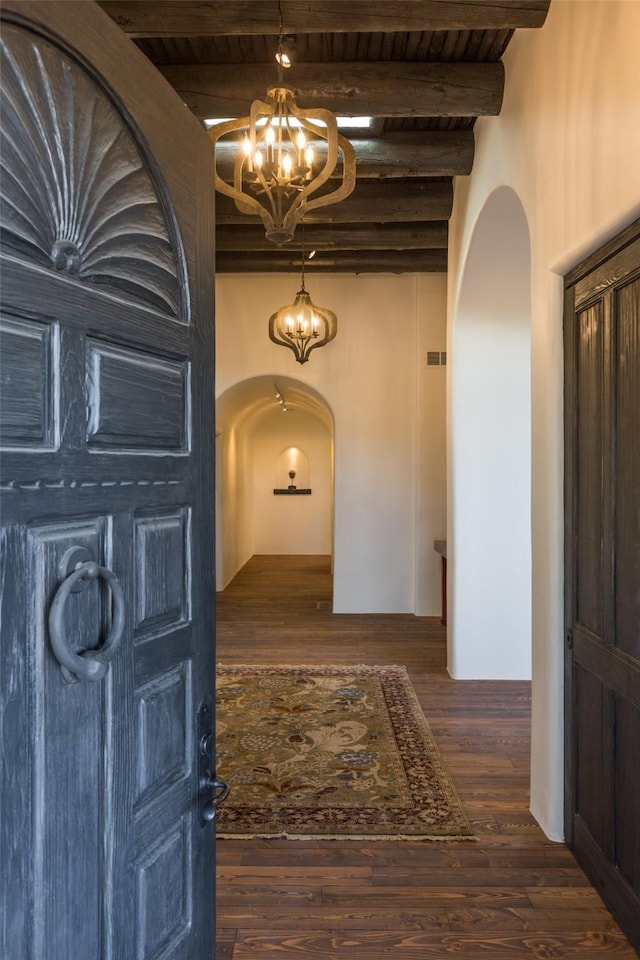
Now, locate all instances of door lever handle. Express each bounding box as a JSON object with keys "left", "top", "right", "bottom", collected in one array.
[
  {"left": 196, "top": 697, "right": 229, "bottom": 824},
  {"left": 201, "top": 778, "right": 230, "bottom": 823}
]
